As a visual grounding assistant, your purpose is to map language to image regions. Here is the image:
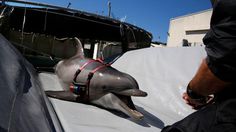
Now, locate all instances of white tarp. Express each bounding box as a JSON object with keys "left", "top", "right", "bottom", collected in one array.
[{"left": 39, "top": 47, "right": 206, "bottom": 132}]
